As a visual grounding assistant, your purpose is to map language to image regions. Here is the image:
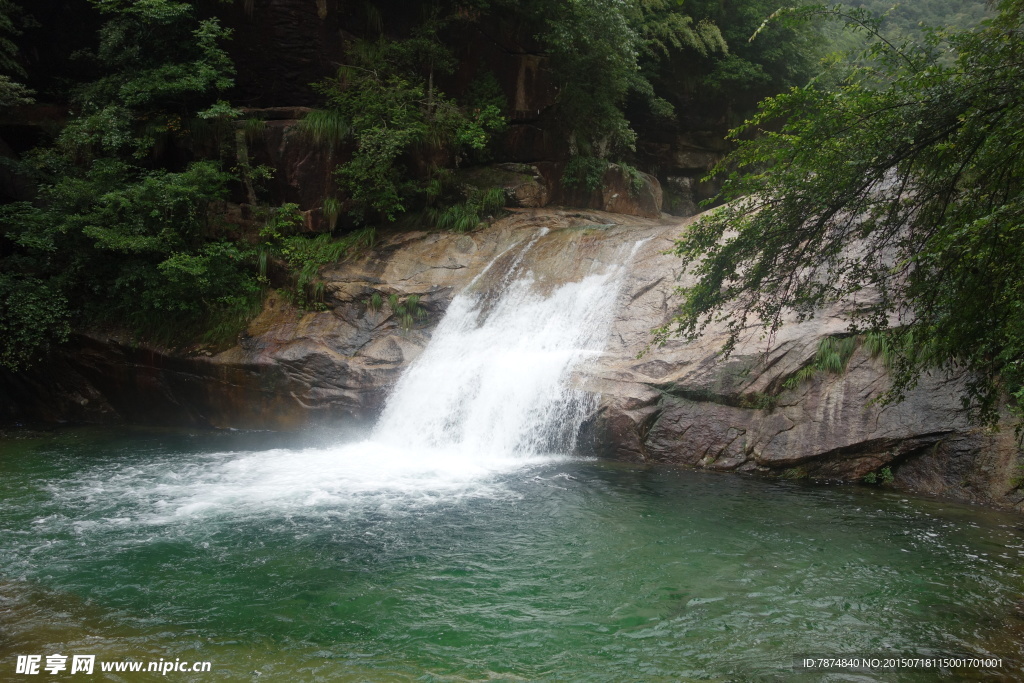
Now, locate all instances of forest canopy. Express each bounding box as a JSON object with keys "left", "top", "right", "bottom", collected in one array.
[{"left": 660, "top": 0, "right": 1024, "bottom": 426}]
